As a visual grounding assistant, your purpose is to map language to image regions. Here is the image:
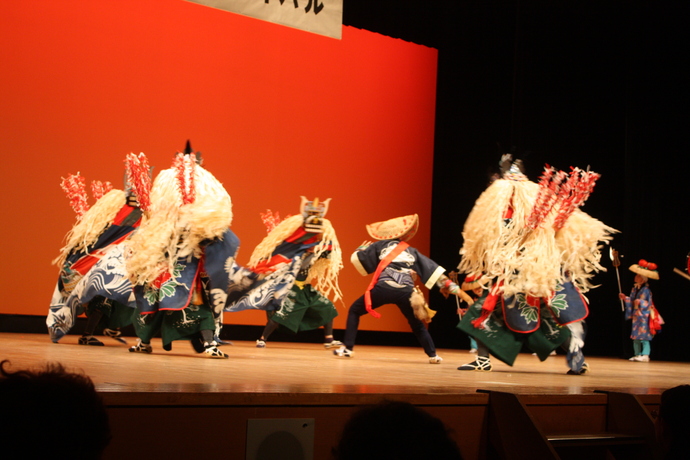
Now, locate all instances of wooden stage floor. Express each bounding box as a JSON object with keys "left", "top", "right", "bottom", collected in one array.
[
  {"left": 2, "top": 333, "right": 686, "bottom": 459},
  {"left": 1, "top": 332, "right": 686, "bottom": 401}
]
